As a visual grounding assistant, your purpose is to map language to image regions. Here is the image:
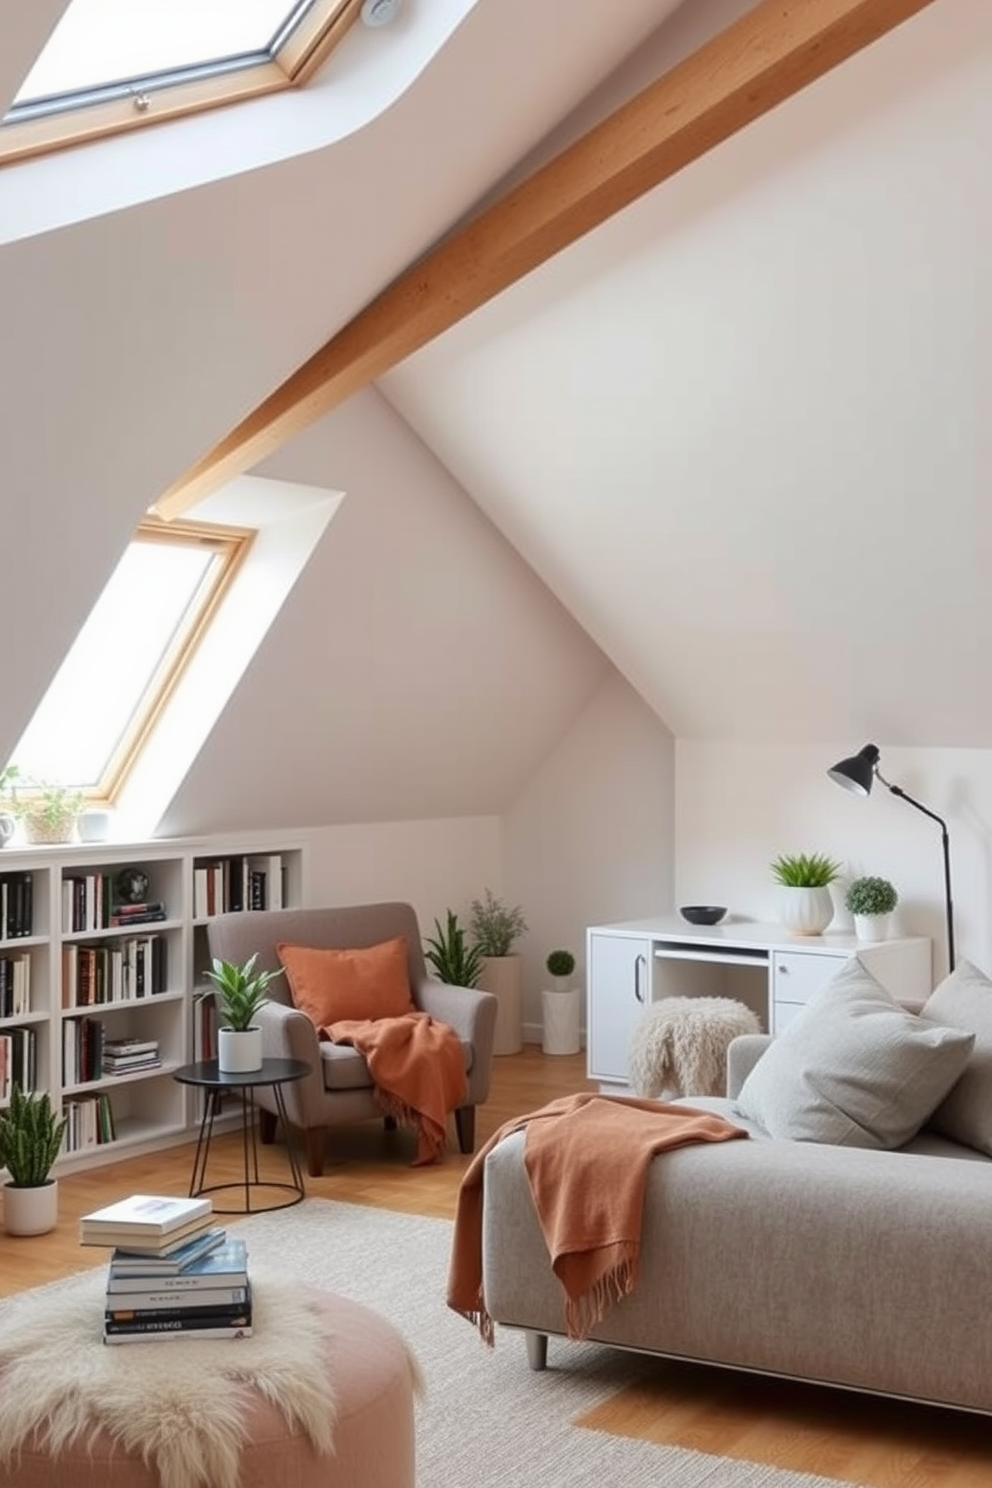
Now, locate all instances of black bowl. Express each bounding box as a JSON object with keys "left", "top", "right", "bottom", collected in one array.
[{"left": 679, "top": 905, "right": 727, "bottom": 926}]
